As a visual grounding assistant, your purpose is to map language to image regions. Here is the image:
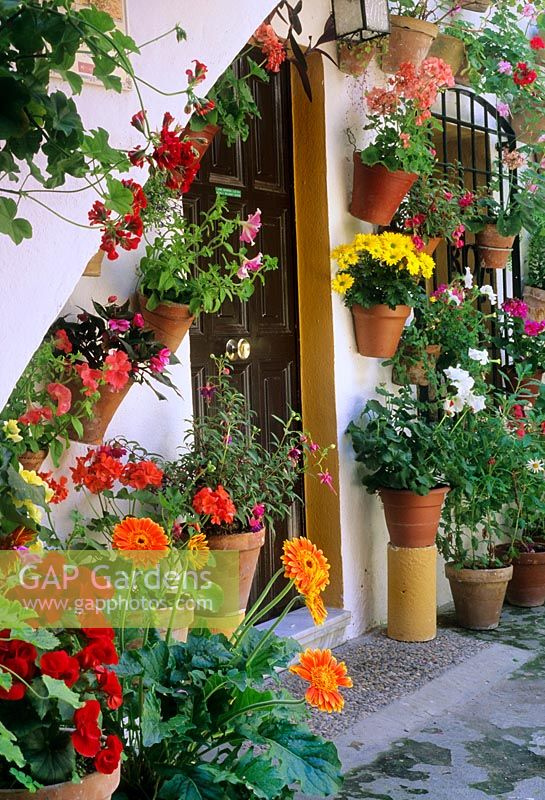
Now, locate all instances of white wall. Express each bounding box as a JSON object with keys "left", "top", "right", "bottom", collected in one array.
[{"left": 0, "top": 0, "right": 455, "bottom": 637}]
